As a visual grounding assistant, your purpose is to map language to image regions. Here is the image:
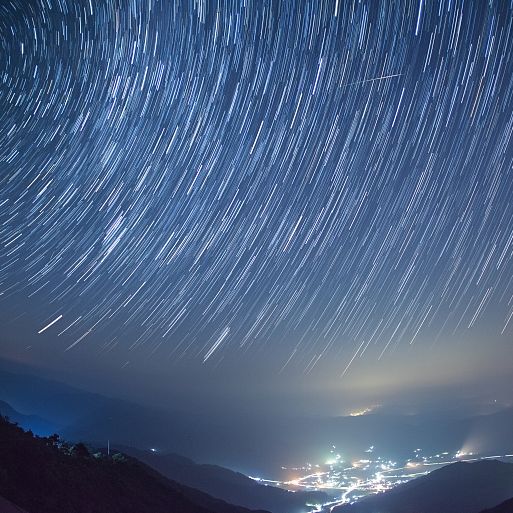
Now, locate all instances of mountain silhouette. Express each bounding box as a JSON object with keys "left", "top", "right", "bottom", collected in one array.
[
  {"left": 334, "top": 459, "right": 513, "bottom": 513},
  {"left": 0, "top": 413, "right": 270, "bottom": 513},
  {"left": 2, "top": 367, "right": 513, "bottom": 478},
  {"left": 116, "top": 445, "right": 328, "bottom": 513},
  {"left": 479, "top": 497, "right": 513, "bottom": 513}
]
